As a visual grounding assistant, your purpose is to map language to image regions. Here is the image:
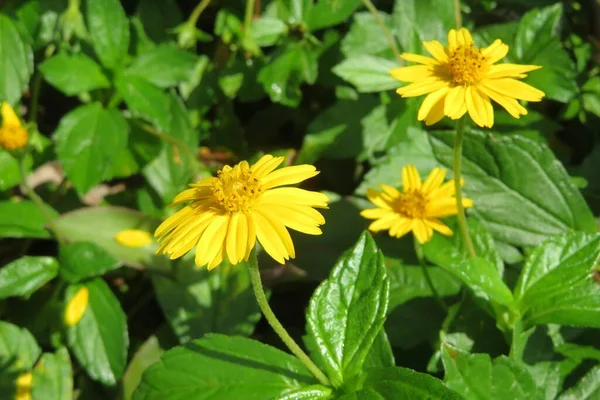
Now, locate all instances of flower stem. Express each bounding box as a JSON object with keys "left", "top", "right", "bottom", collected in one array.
[
  {"left": 453, "top": 118, "right": 476, "bottom": 258},
  {"left": 361, "top": 0, "right": 402, "bottom": 61},
  {"left": 29, "top": 72, "right": 43, "bottom": 123},
  {"left": 453, "top": 0, "right": 462, "bottom": 29},
  {"left": 248, "top": 254, "right": 330, "bottom": 387},
  {"left": 189, "top": 0, "right": 212, "bottom": 27},
  {"left": 414, "top": 238, "right": 448, "bottom": 311},
  {"left": 244, "top": 0, "right": 256, "bottom": 35}
]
